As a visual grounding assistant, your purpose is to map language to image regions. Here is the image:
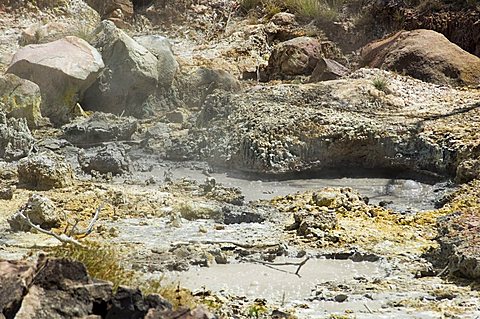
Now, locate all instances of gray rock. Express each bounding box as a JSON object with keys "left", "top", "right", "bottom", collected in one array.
[
  {"left": 134, "top": 35, "right": 179, "bottom": 87},
  {"left": 312, "top": 191, "right": 338, "bottom": 207},
  {"left": 165, "top": 109, "right": 189, "bottom": 124},
  {"left": 309, "top": 58, "right": 350, "bottom": 82},
  {"left": 7, "top": 36, "right": 104, "bottom": 125},
  {"left": 79, "top": 144, "right": 130, "bottom": 175},
  {"left": 222, "top": 205, "right": 266, "bottom": 224},
  {"left": 82, "top": 21, "right": 159, "bottom": 118},
  {"left": 0, "top": 74, "right": 44, "bottom": 128},
  {"left": 8, "top": 194, "right": 61, "bottom": 231},
  {"left": 270, "top": 12, "right": 298, "bottom": 26},
  {"left": 180, "top": 67, "right": 241, "bottom": 109},
  {"left": 144, "top": 294, "right": 172, "bottom": 312},
  {"left": 86, "top": 0, "right": 134, "bottom": 20},
  {"left": 0, "top": 257, "right": 182, "bottom": 319},
  {"left": 334, "top": 294, "right": 348, "bottom": 302},
  {"left": 456, "top": 158, "right": 480, "bottom": 183},
  {"left": 0, "top": 112, "right": 35, "bottom": 161},
  {"left": 294, "top": 209, "right": 338, "bottom": 237},
  {"left": 18, "top": 151, "right": 74, "bottom": 190},
  {"left": 191, "top": 68, "right": 480, "bottom": 176},
  {"left": 63, "top": 112, "right": 138, "bottom": 147},
  {"left": 191, "top": 67, "right": 241, "bottom": 92}
]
